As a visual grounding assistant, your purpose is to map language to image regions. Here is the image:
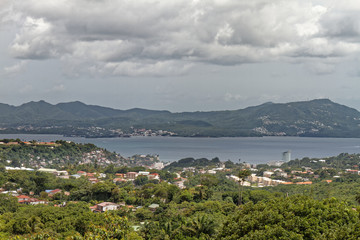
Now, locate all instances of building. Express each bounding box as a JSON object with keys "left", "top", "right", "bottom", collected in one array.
[
  {"left": 46, "top": 189, "right": 62, "bottom": 196},
  {"left": 91, "top": 202, "right": 120, "bottom": 212},
  {"left": 138, "top": 171, "right": 150, "bottom": 176},
  {"left": 126, "top": 172, "right": 138, "bottom": 180},
  {"left": 148, "top": 203, "right": 159, "bottom": 212},
  {"left": 263, "top": 171, "right": 274, "bottom": 178},
  {"left": 148, "top": 173, "right": 160, "bottom": 180},
  {"left": 16, "top": 195, "right": 47, "bottom": 205},
  {"left": 113, "top": 178, "right": 127, "bottom": 184},
  {"left": 38, "top": 168, "right": 58, "bottom": 174},
  {"left": 282, "top": 151, "right": 291, "bottom": 162}
]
